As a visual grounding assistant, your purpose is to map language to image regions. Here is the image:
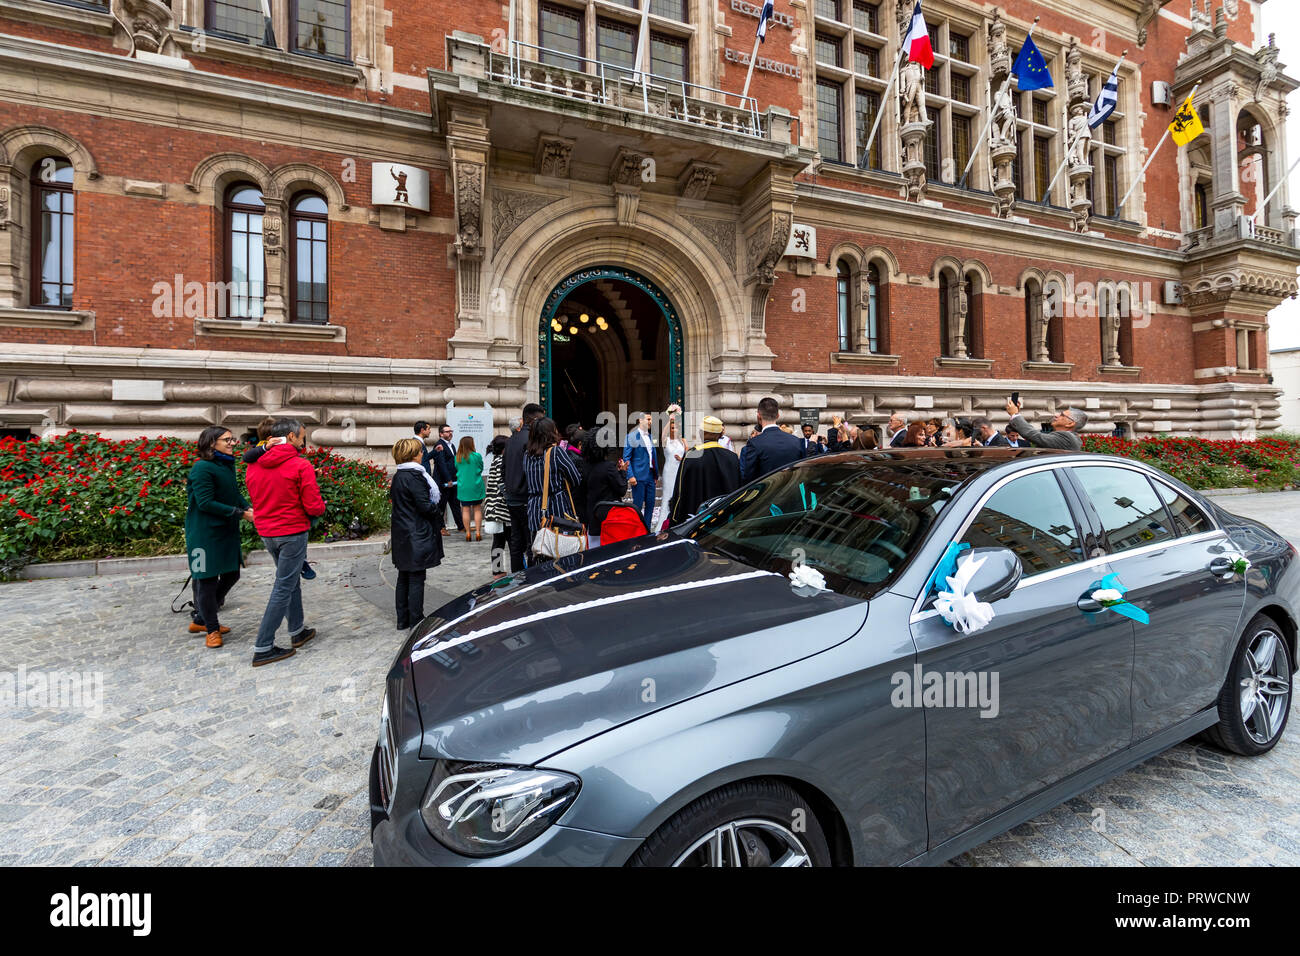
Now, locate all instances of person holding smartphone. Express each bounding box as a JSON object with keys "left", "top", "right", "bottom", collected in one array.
[{"left": 1003, "top": 396, "right": 1087, "bottom": 451}]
